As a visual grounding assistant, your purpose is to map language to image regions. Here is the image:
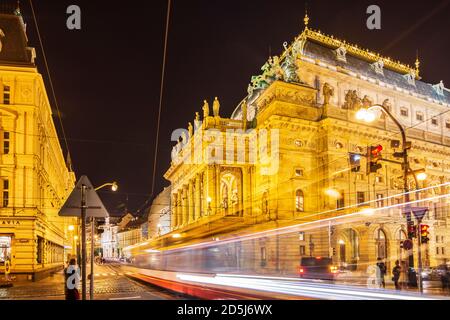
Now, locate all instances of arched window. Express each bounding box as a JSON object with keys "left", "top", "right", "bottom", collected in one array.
[
  {"left": 375, "top": 229, "right": 387, "bottom": 260},
  {"left": 295, "top": 189, "right": 304, "bottom": 212}
]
